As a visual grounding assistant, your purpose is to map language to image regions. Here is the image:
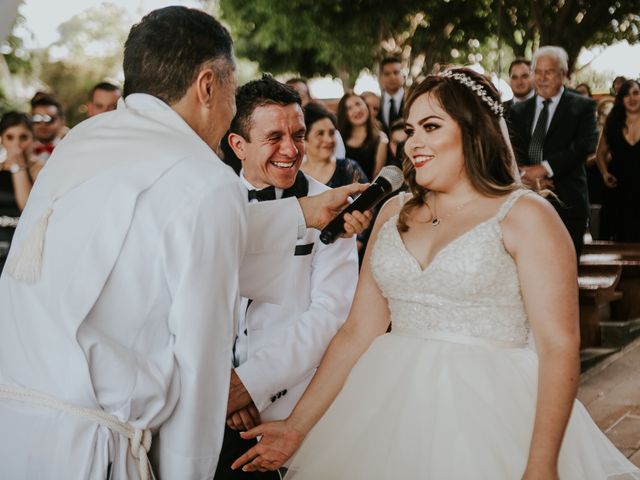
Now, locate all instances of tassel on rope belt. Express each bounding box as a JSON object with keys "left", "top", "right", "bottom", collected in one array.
[
  {"left": 0, "top": 215, "right": 19, "bottom": 228},
  {"left": 0, "top": 384, "right": 153, "bottom": 480}
]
